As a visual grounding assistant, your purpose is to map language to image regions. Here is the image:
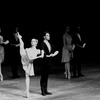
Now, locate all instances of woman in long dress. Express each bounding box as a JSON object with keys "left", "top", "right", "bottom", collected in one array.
[
  {"left": 16, "top": 32, "right": 44, "bottom": 98},
  {"left": 0, "top": 35, "right": 9, "bottom": 81},
  {"left": 62, "top": 27, "right": 75, "bottom": 79}
]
